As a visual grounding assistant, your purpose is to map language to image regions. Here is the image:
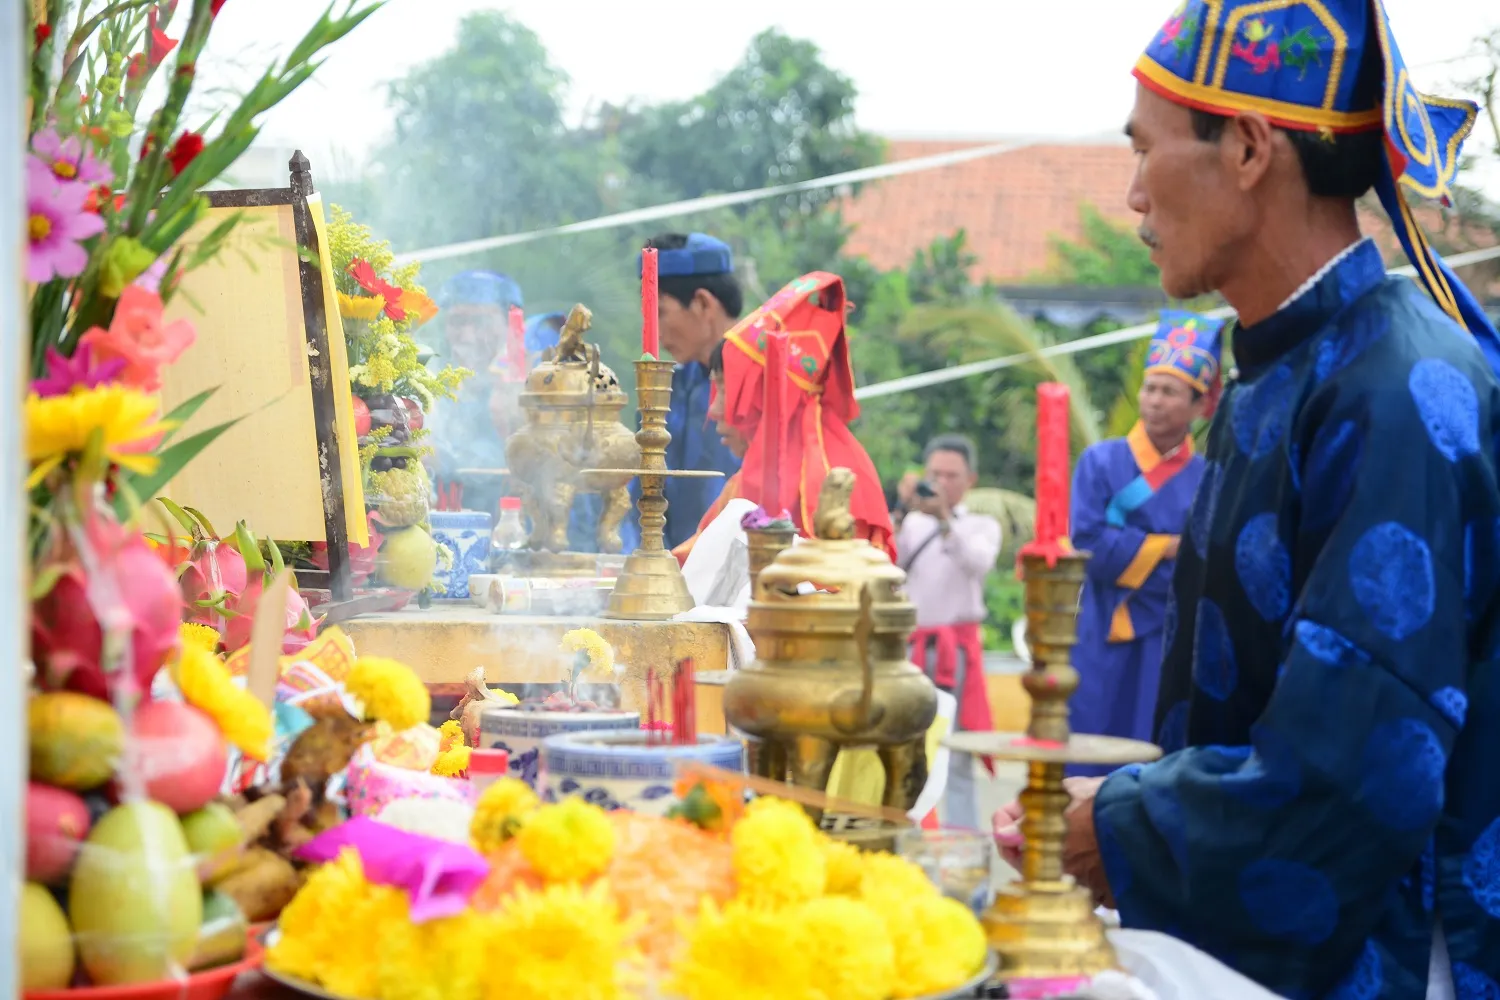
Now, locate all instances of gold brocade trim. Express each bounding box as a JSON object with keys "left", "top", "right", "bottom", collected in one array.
[
  {"left": 1210, "top": 0, "right": 1348, "bottom": 111},
  {"left": 1108, "top": 598, "right": 1136, "bottom": 643},
  {"left": 1134, "top": 57, "right": 1383, "bottom": 132}
]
